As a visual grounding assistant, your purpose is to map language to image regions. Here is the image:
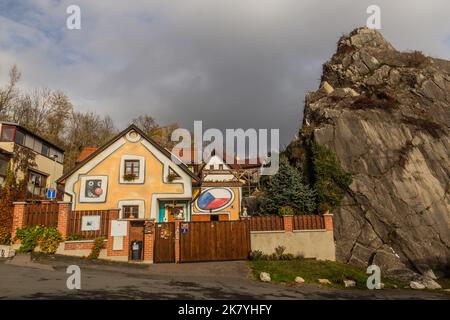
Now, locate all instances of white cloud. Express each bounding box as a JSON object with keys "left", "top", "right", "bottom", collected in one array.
[{"left": 0, "top": 0, "right": 449, "bottom": 144}]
